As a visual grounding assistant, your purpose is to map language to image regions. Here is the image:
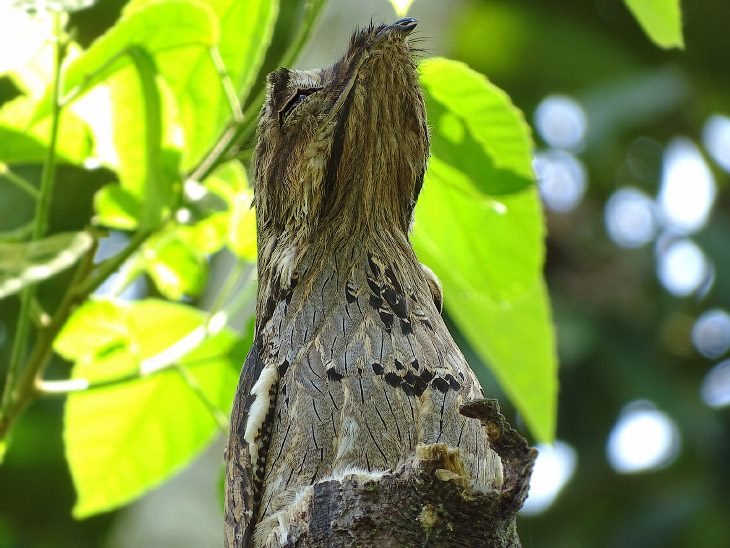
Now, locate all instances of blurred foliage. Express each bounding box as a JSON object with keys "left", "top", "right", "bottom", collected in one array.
[{"left": 1, "top": 0, "right": 729, "bottom": 547}]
